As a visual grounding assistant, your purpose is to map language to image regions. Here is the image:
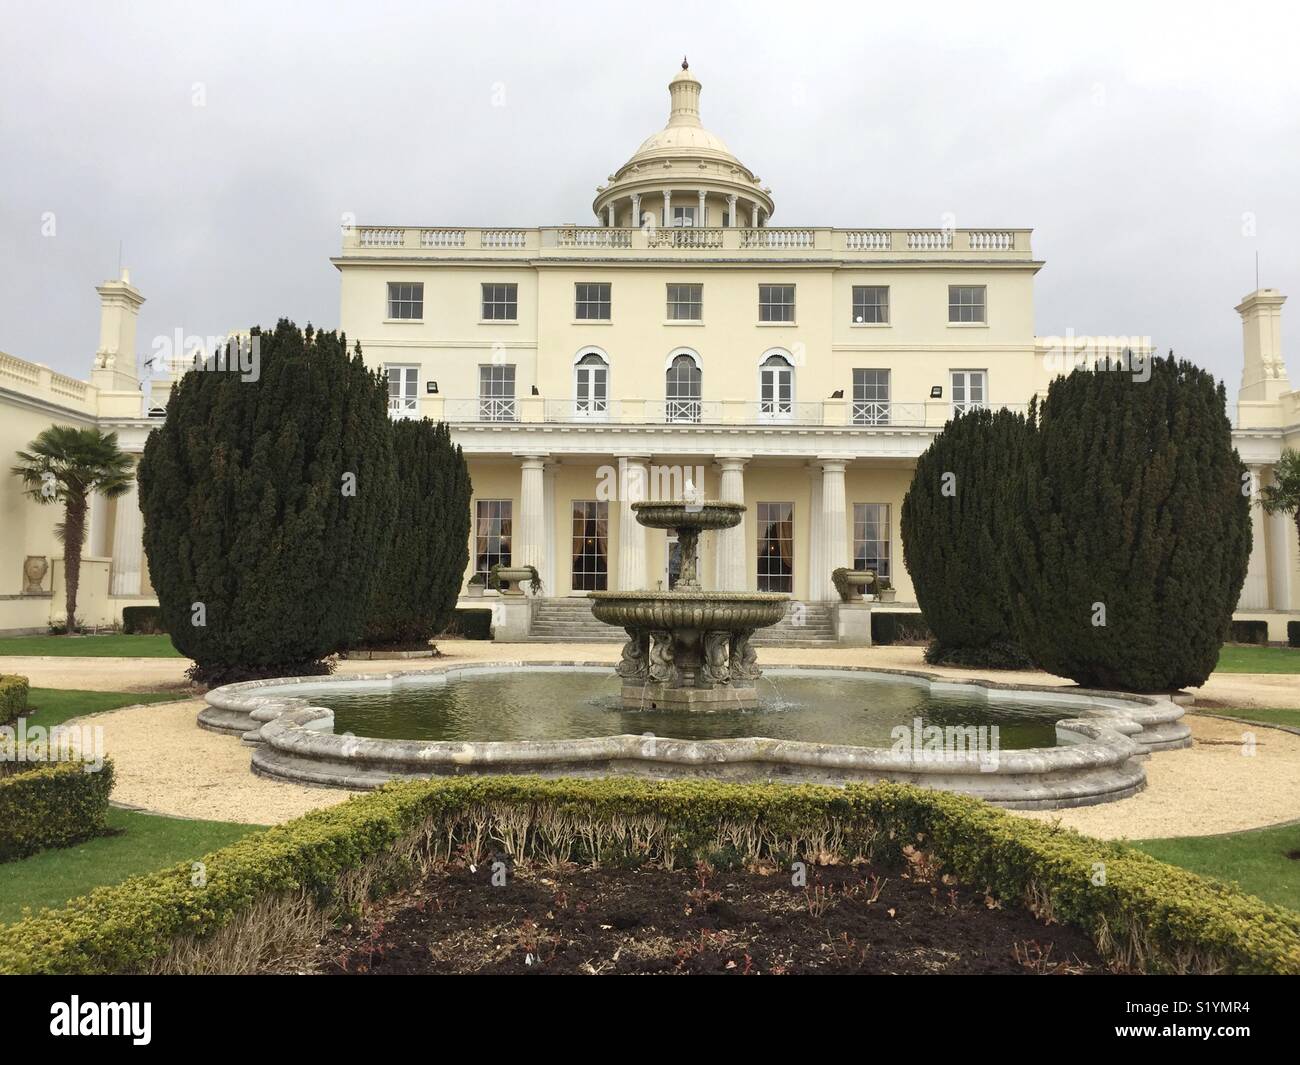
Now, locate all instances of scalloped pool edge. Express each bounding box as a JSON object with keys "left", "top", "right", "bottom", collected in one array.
[{"left": 200, "top": 662, "right": 1192, "bottom": 810}]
